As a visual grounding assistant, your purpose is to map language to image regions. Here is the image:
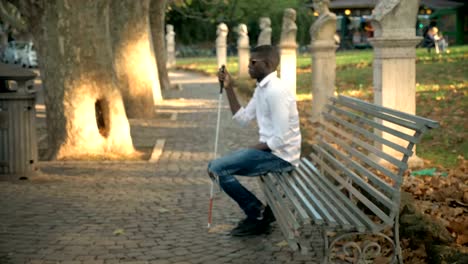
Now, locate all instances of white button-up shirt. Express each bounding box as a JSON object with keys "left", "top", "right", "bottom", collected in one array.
[{"left": 232, "top": 72, "right": 301, "bottom": 166}]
